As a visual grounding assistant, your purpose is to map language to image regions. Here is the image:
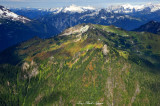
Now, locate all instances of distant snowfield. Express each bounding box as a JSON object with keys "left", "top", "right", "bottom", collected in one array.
[
  {"left": 51, "top": 4, "right": 95, "bottom": 13},
  {"left": 43, "top": 3, "right": 160, "bottom": 14},
  {"left": 107, "top": 3, "right": 160, "bottom": 13}
]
